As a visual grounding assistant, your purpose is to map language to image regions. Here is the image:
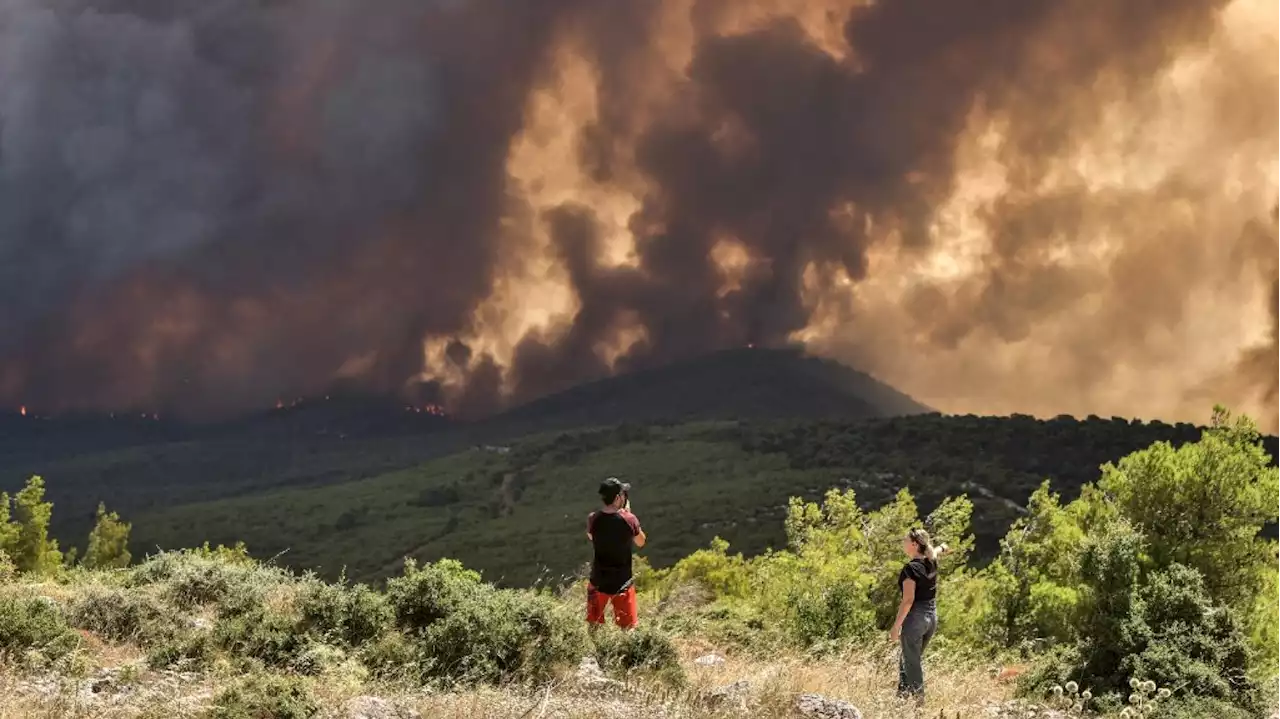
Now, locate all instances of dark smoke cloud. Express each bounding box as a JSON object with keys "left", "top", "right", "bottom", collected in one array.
[{"left": 0, "top": 0, "right": 1274, "bottom": 427}]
